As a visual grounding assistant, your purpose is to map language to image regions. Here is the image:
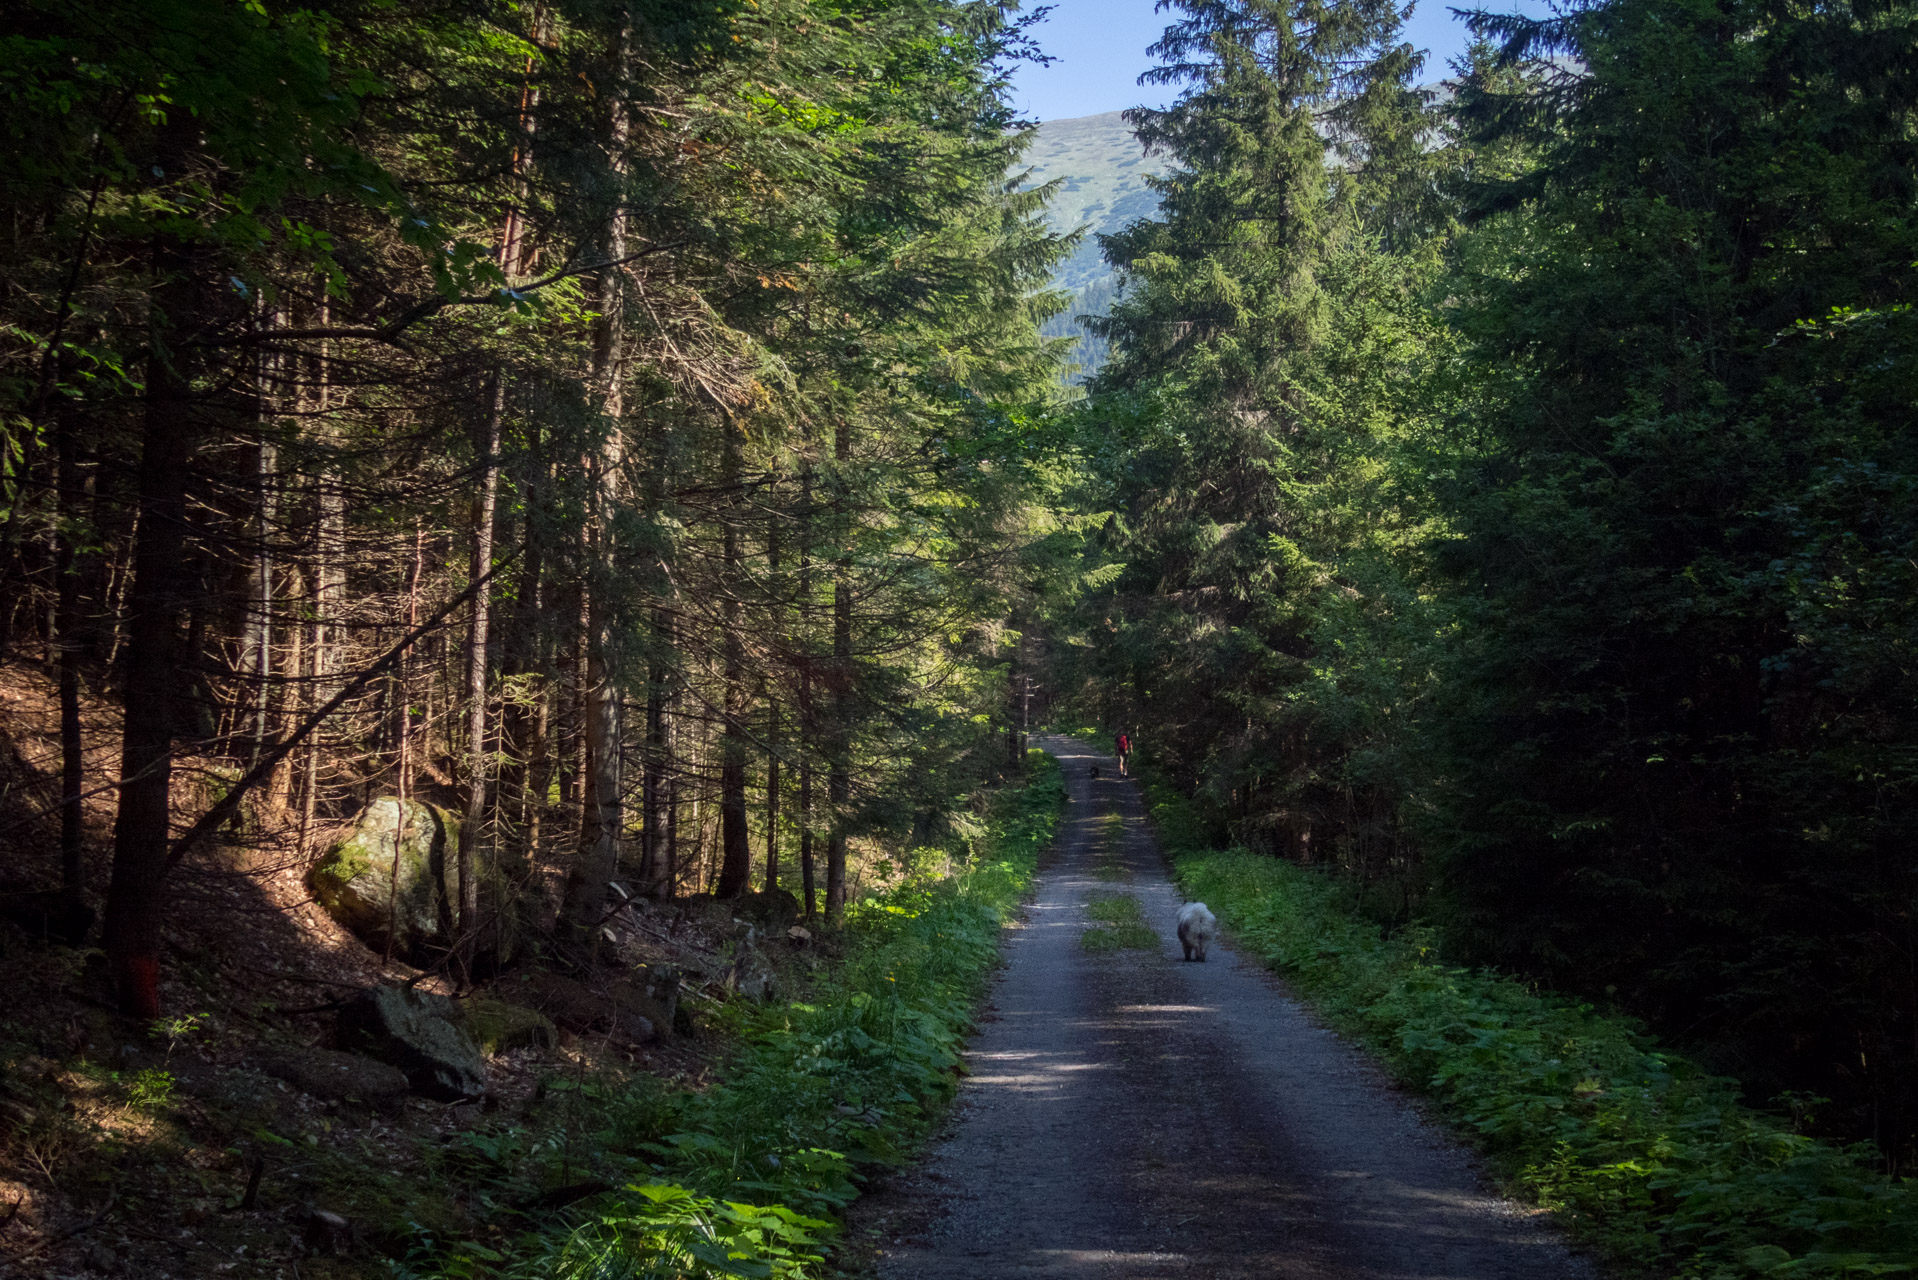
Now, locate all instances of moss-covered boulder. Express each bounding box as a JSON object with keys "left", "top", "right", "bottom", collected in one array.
[
  {"left": 307, "top": 798, "right": 457, "bottom": 957},
  {"left": 453, "top": 998, "right": 556, "bottom": 1056}
]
